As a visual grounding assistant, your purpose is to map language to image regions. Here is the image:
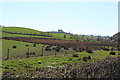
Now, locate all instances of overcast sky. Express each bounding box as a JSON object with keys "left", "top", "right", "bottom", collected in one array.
[{"left": 1, "top": 2, "right": 118, "bottom": 36}]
